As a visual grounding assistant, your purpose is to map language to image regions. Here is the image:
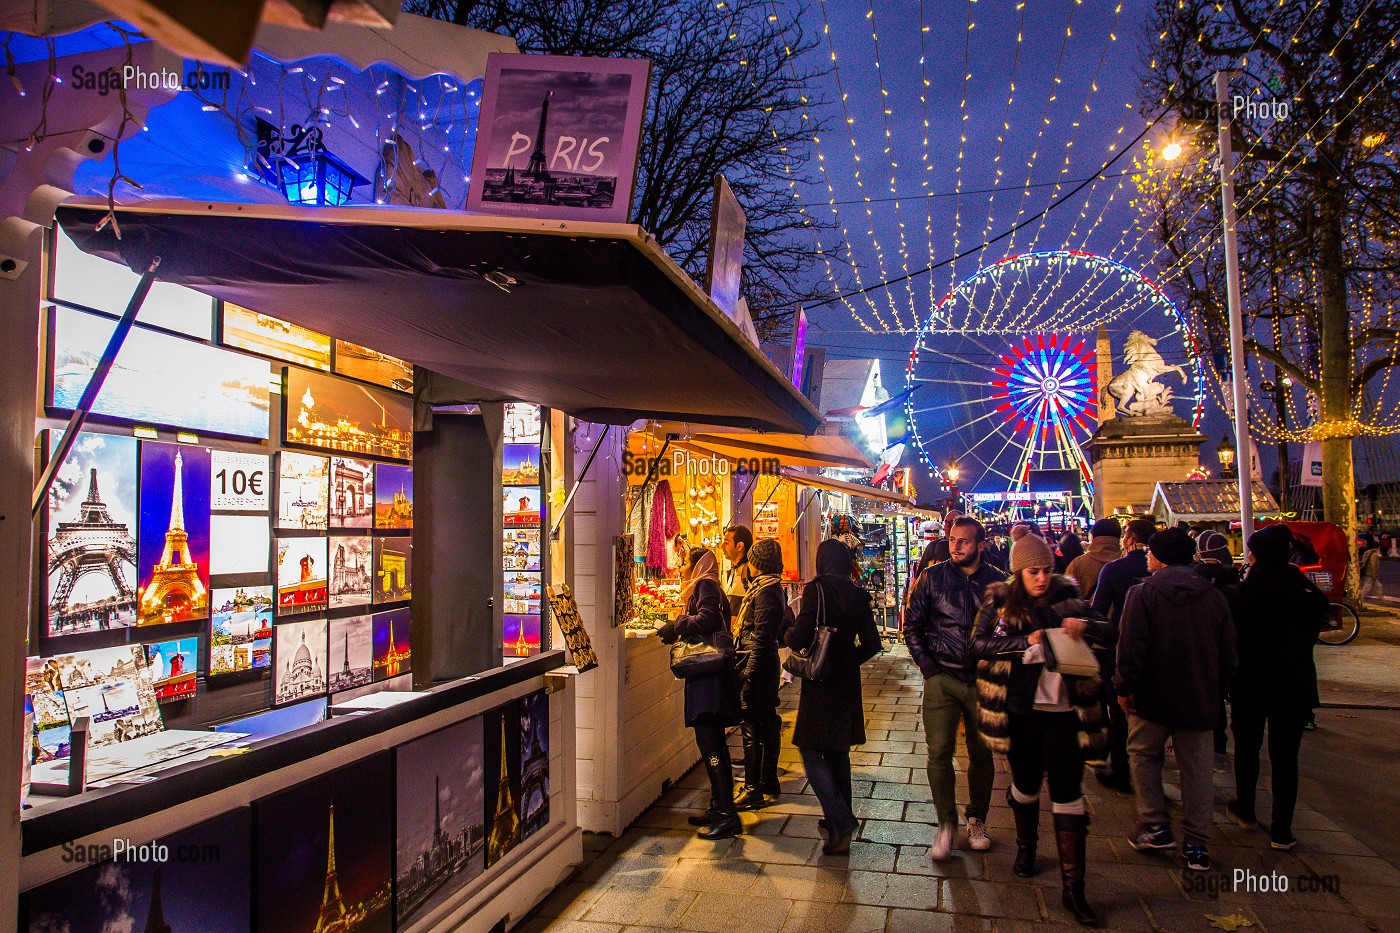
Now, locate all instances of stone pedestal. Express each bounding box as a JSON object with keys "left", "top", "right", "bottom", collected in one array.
[{"left": 1088, "top": 415, "right": 1206, "bottom": 518}]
